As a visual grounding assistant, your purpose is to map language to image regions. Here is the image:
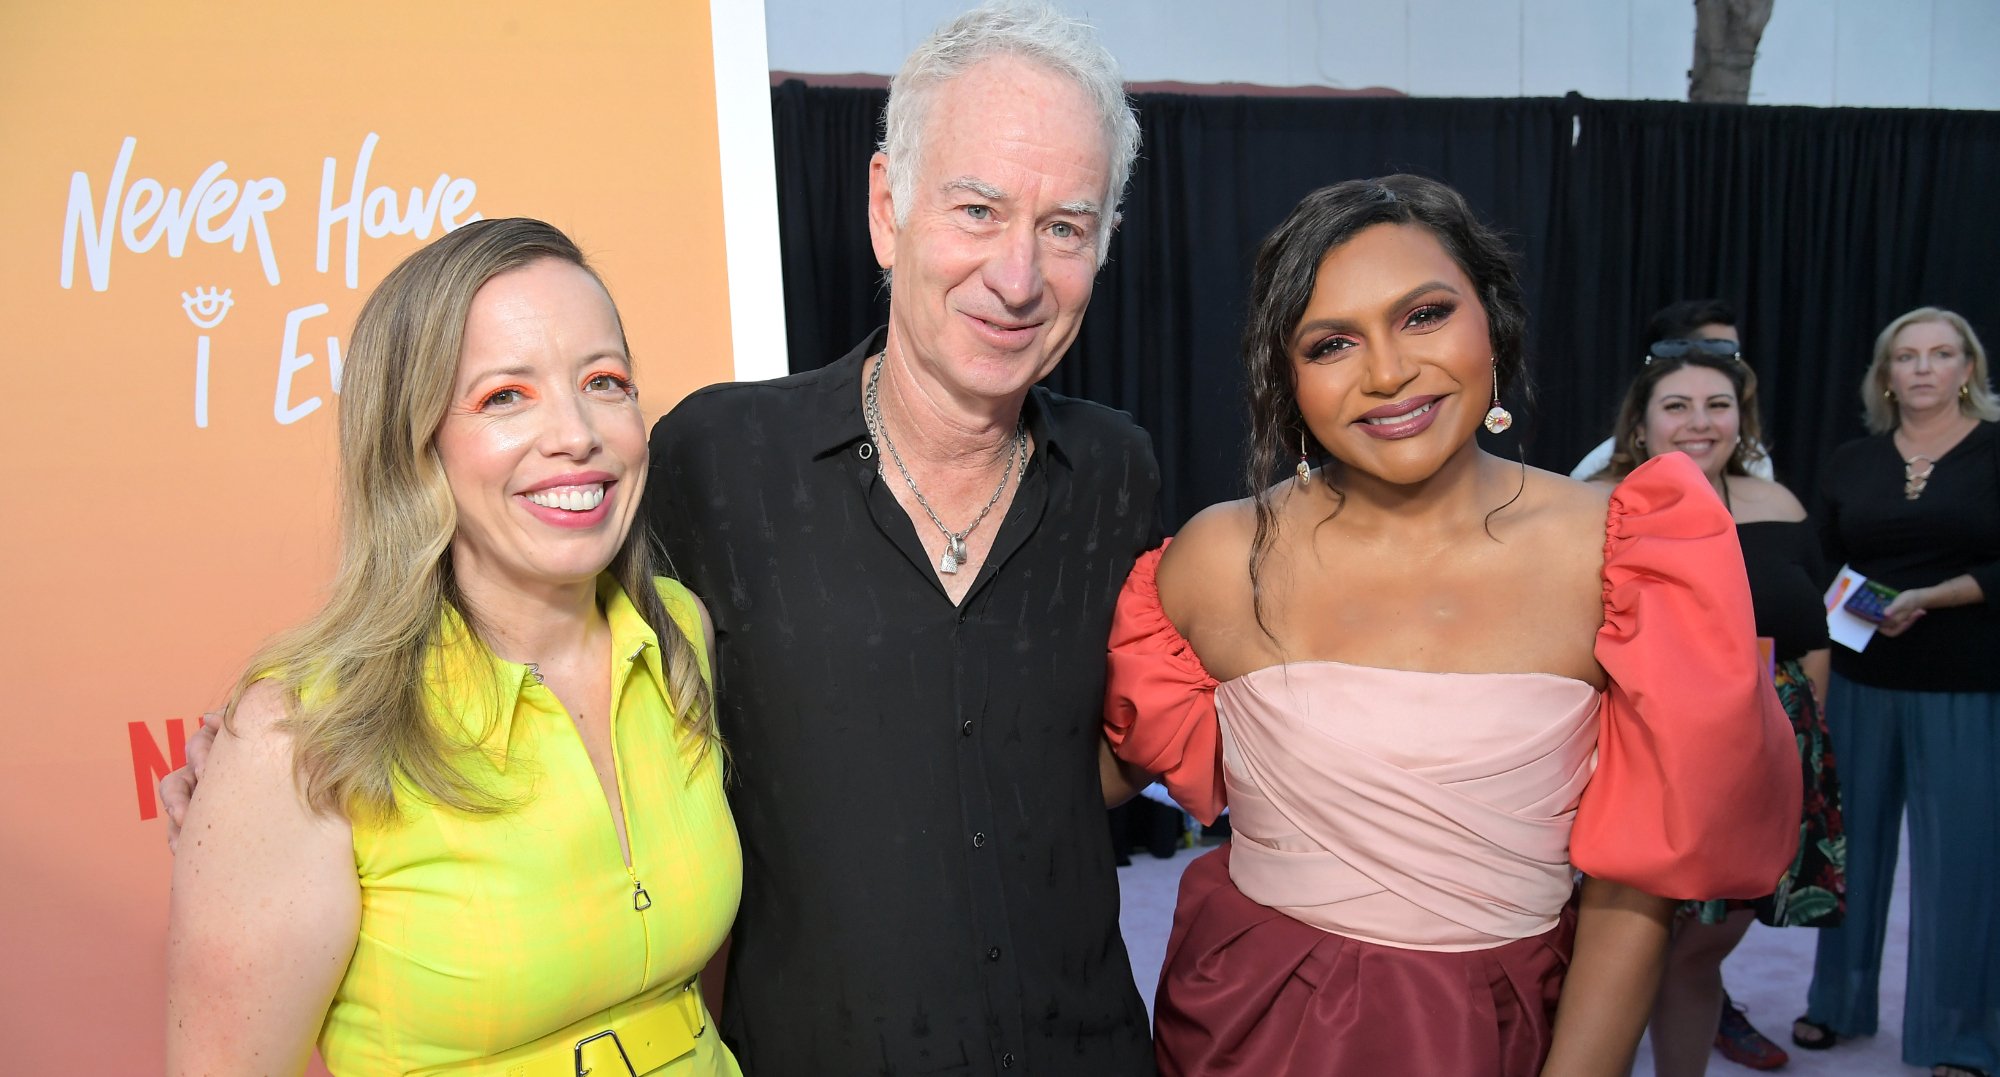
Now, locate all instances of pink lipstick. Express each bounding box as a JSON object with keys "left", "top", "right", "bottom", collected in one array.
[{"left": 1354, "top": 395, "right": 1443, "bottom": 440}]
